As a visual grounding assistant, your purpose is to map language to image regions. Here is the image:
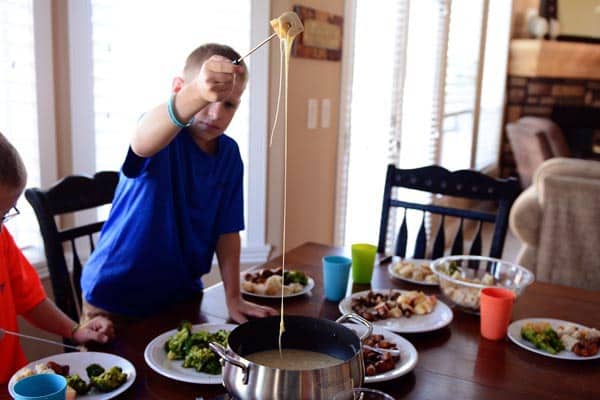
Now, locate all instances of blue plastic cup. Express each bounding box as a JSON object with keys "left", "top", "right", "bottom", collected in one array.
[
  {"left": 322, "top": 255, "right": 352, "bottom": 301},
  {"left": 13, "top": 374, "right": 67, "bottom": 400}
]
